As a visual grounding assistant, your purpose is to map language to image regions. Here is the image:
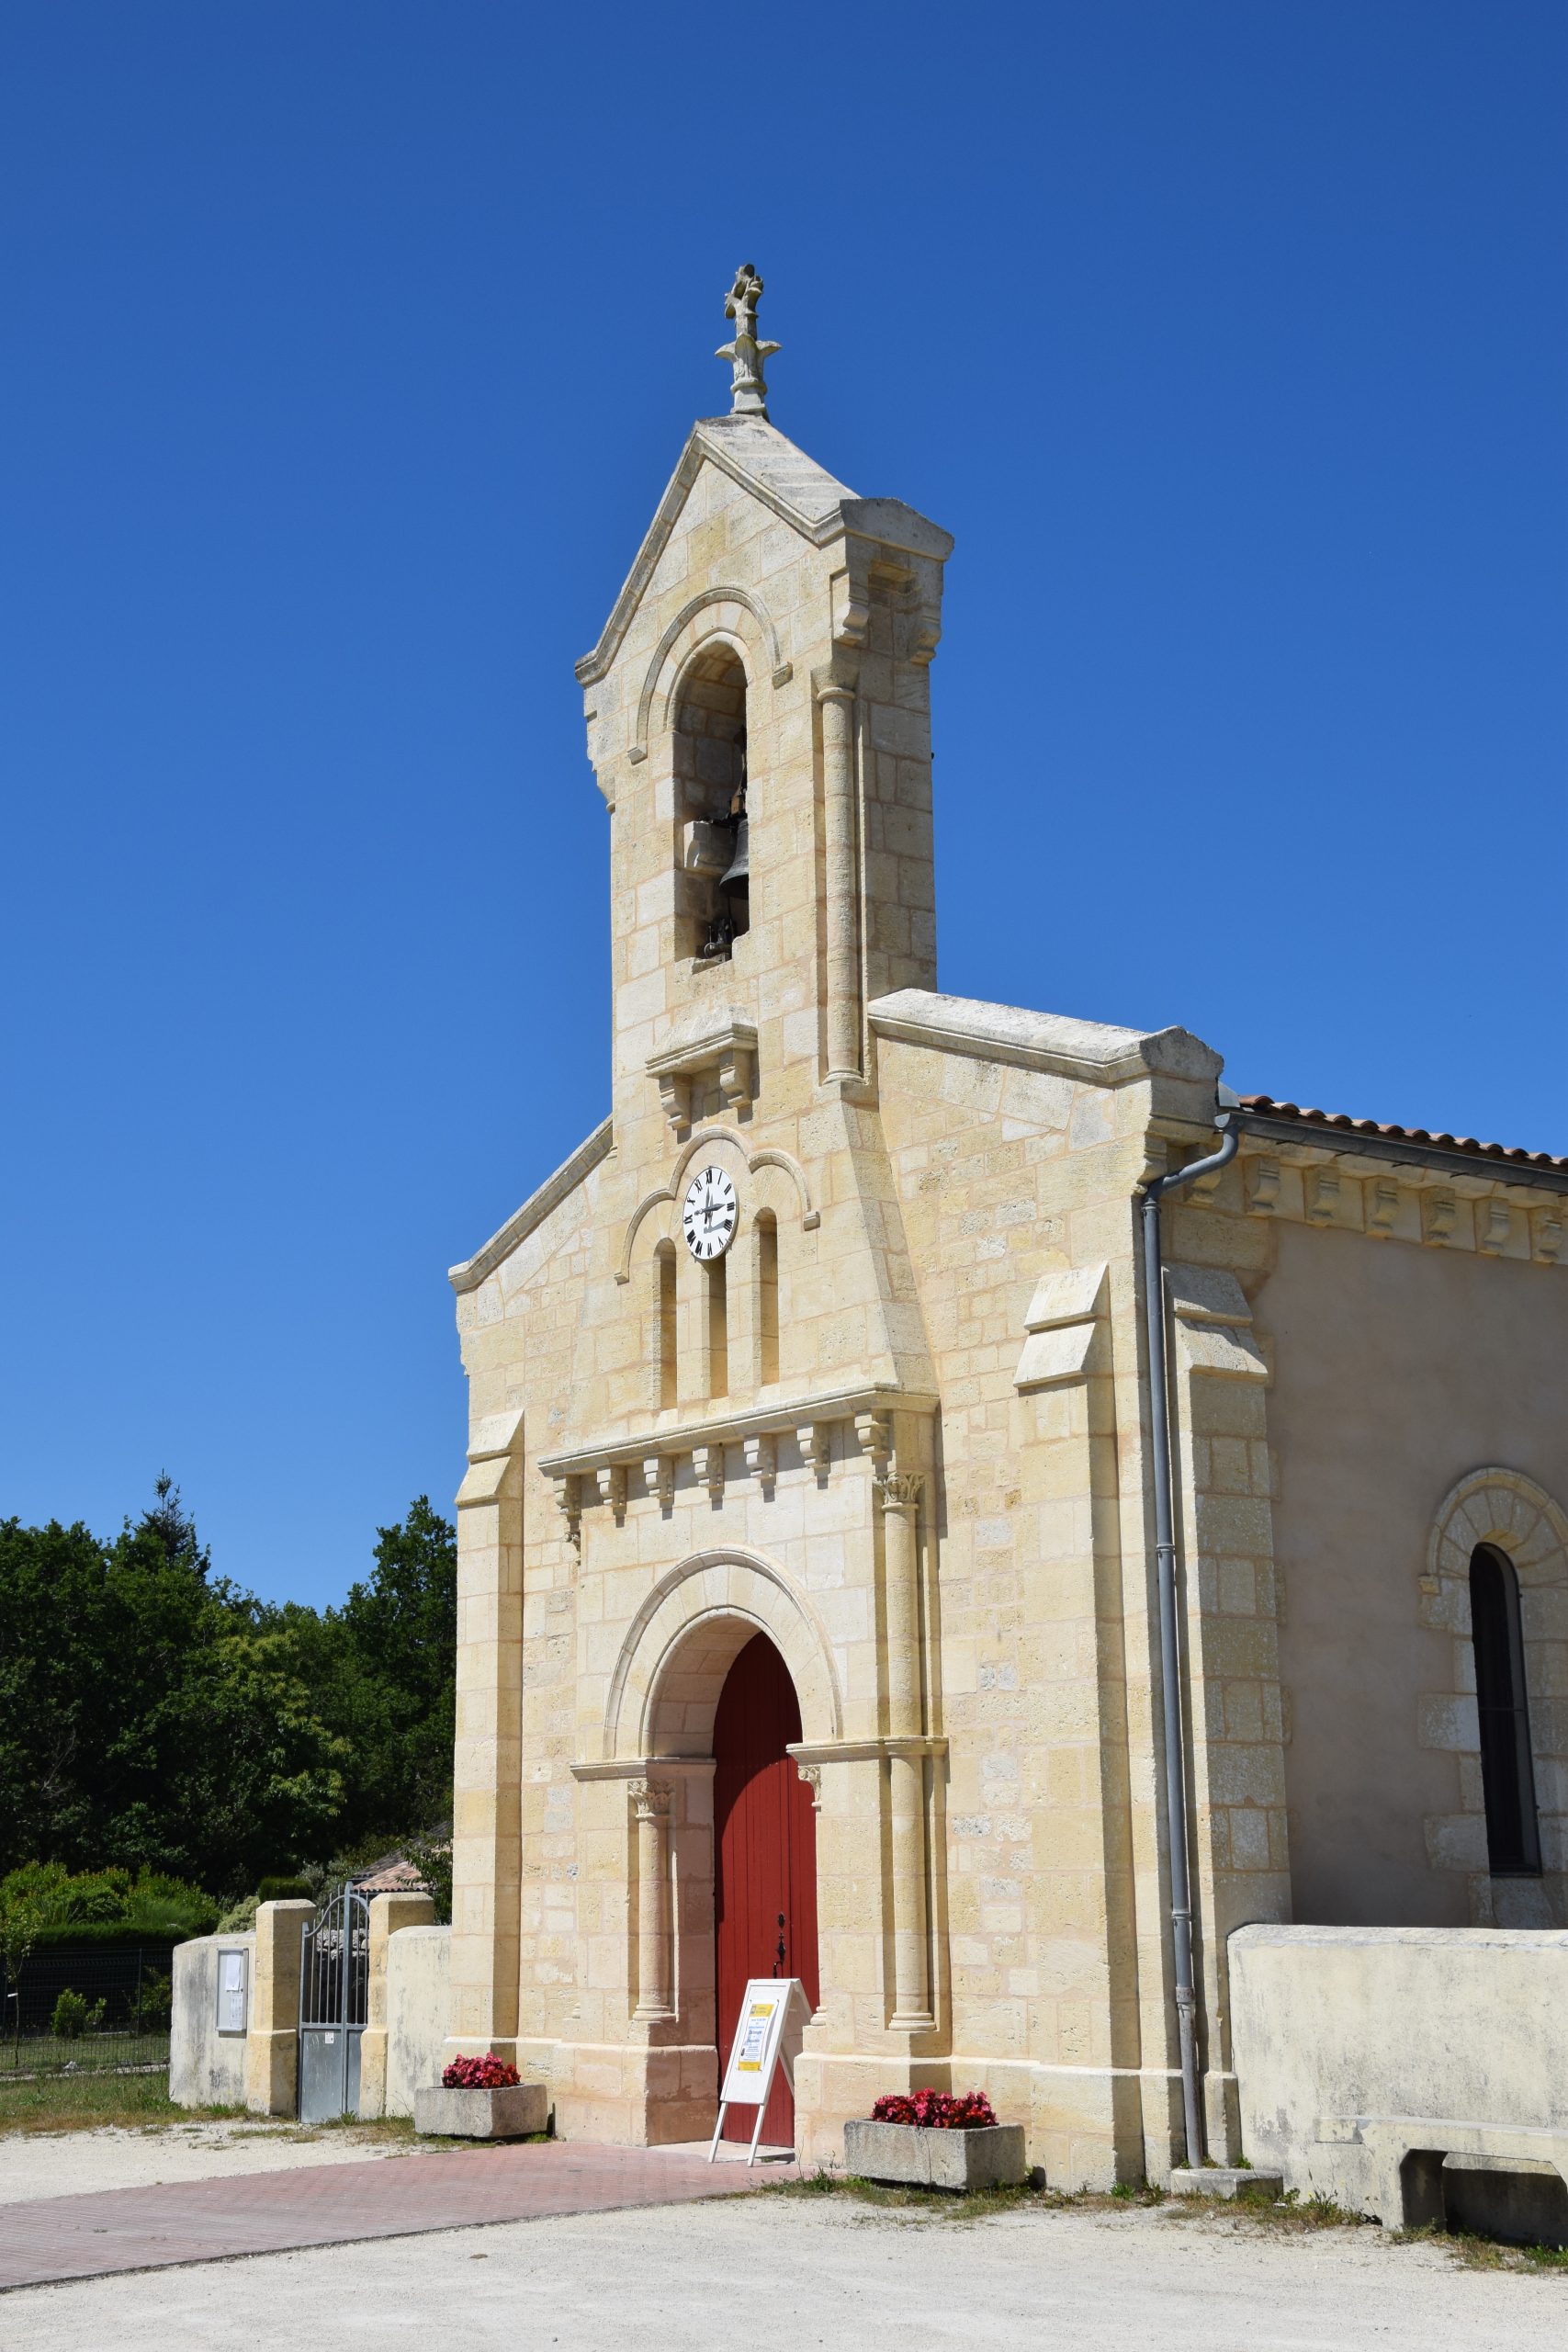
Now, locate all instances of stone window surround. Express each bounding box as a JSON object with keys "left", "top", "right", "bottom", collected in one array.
[{"left": 1419, "top": 1466, "right": 1568, "bottom": 1926}]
